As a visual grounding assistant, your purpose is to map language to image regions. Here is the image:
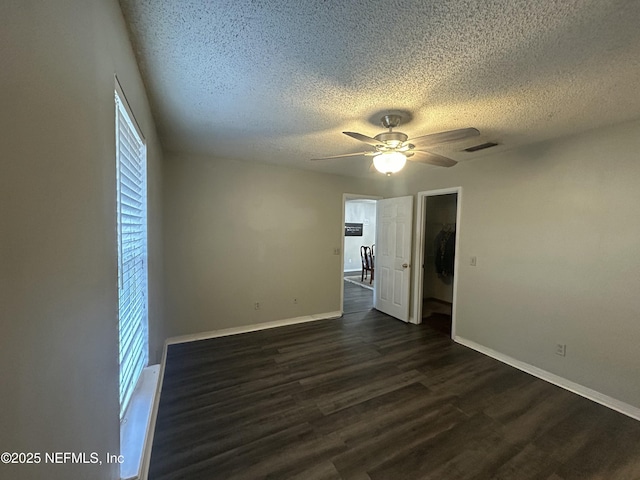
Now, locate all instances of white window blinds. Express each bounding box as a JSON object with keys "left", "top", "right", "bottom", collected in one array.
[{"left": 115, "top": 89, "right": 148, "bottom": 420}]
